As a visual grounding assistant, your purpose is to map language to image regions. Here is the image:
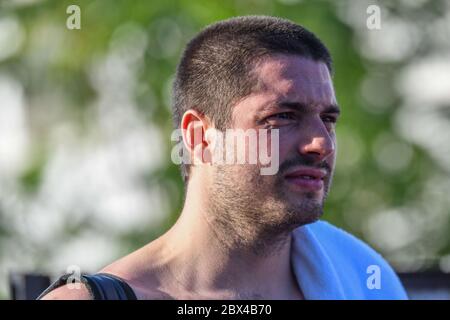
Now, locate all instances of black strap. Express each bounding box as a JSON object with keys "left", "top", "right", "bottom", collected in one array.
[{"left": 37, "top": 273, "right": 137, "bottom": 300}]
